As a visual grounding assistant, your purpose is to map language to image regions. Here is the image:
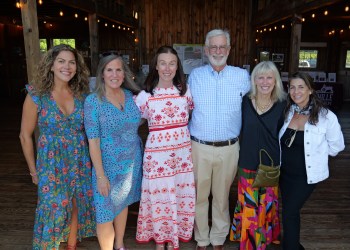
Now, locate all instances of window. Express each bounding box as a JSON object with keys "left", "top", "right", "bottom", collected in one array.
[
  {"left": 53, "top": 39, "right": 76, "bottom": 48},
  {"left": 299, "top": 50, "right": 318, "bottom": 68},
  {"left": 40, "top": 39, "right": 47, "bottom": 53},
  {"left": 346, "top": 50, "right": 350, "bottom": 68}
]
